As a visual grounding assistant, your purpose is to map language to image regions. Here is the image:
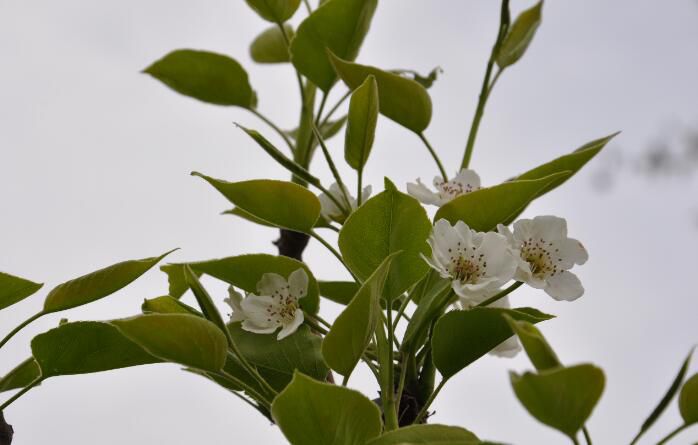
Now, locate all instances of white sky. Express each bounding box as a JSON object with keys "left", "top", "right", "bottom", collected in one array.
[{"left": 2, "top": 0, "right": 698, "bottom": 443}]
